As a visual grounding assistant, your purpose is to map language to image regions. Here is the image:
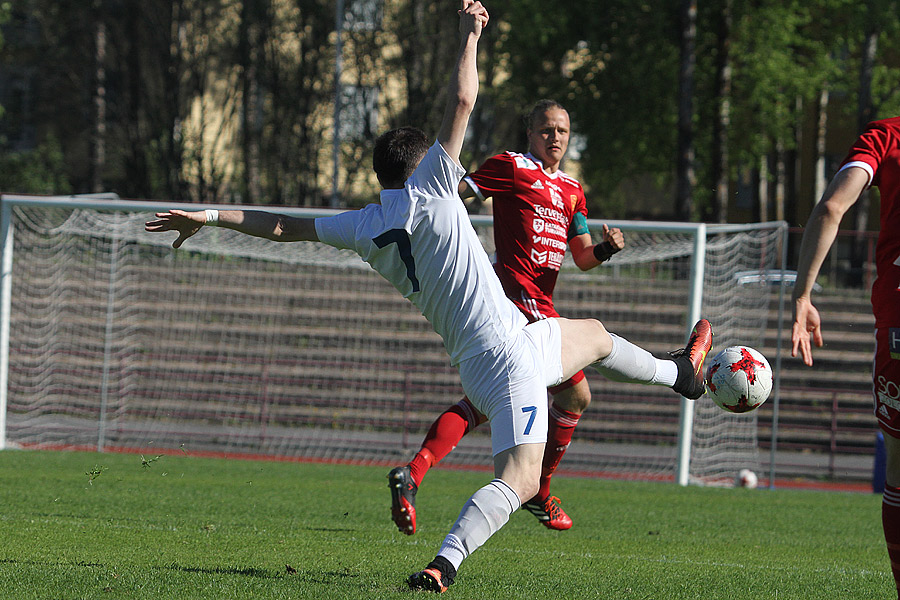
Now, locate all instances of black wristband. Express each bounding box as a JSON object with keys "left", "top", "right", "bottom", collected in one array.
[{"left": 593, "top": 240, "right": 620, "bottom": 263}]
